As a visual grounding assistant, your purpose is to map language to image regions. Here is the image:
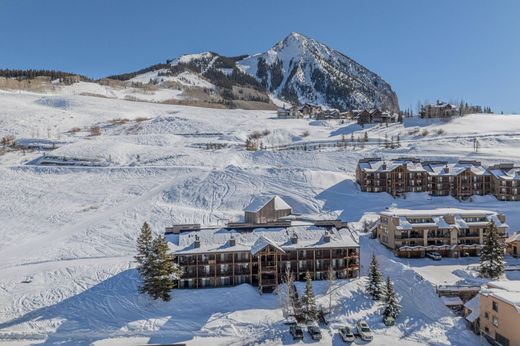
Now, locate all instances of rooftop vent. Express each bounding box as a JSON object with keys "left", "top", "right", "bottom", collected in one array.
[
  {"left": 291, "top": 232, "right": 298, "bottom": 244},
  {"left": 229, "top": 235, "right": 236, "bottom": 247},
  {"left": 323, "top": 231, "right": 331, "bottom": 243},
  {"left": 443, "top": 165, "right": 450, "bottom": 173},
  {"left": 194, "top": 235, "right": 200, "bottom": 248},
  {"left": 382, "top": 163, "right": 387, "bottom": 170}
]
